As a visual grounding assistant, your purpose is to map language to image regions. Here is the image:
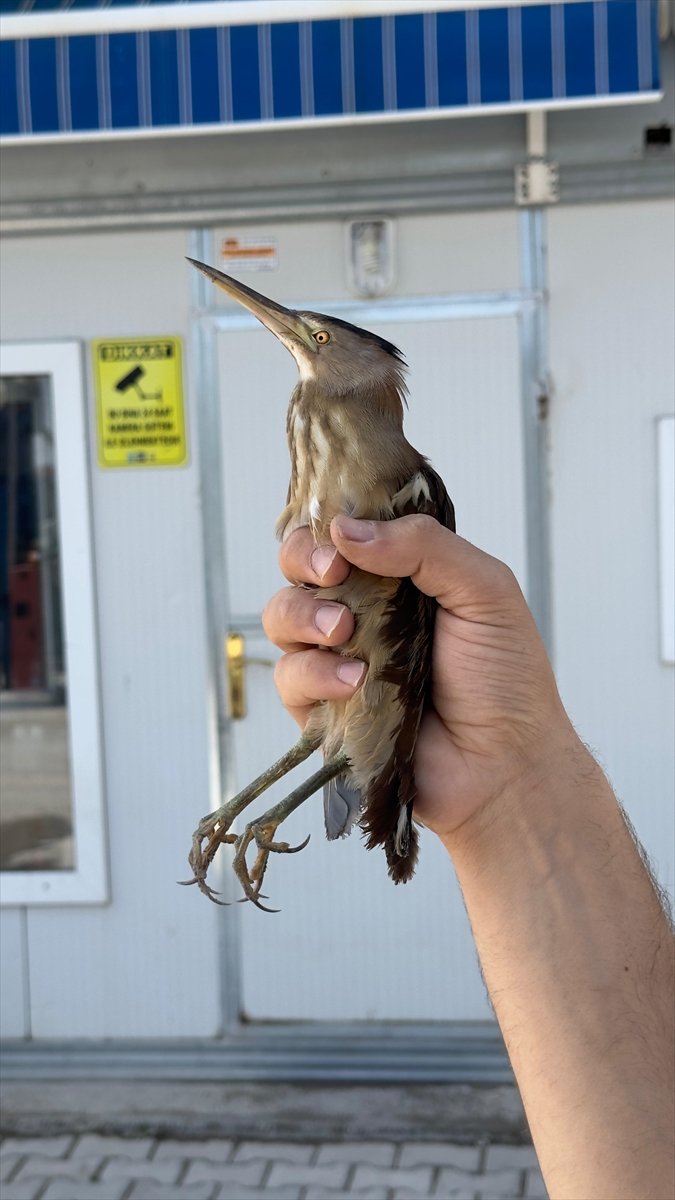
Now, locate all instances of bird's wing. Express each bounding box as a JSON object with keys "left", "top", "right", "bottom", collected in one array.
[
  {"left": 323, "top": 774, "right": 362, "bottom": 841},
  {"left": 360, "top": 461, "right": 455, "bottom": 882},
  {"left": 392, "top": 460, "right": 456, "bottom": 532}
]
